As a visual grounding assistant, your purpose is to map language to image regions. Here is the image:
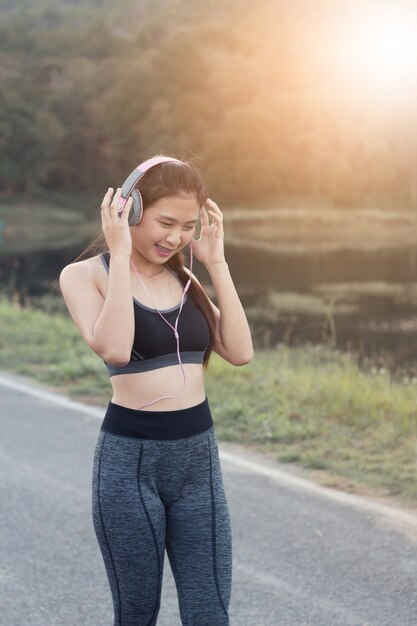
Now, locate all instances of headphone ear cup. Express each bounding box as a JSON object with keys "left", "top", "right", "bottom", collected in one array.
[{"left": 128, "top": 189, "right": 143, "bottom": 225}]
